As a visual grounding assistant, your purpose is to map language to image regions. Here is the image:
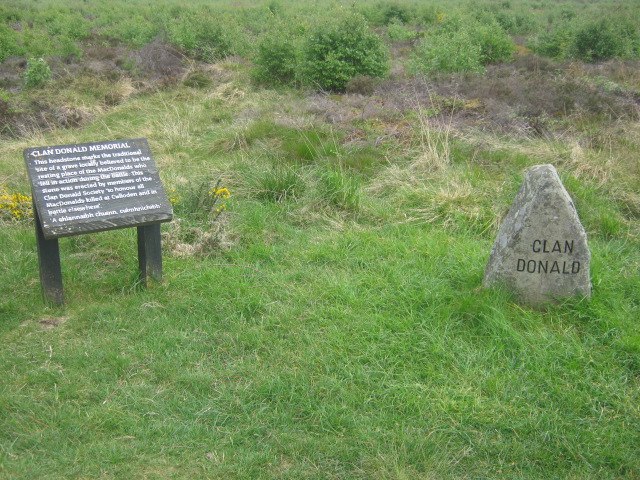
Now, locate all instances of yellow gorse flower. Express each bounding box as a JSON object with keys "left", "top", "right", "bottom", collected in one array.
[
  {"left": 210, "top": 187, "right": 231, "bottom": 199},
  {"left": 0, "top": 189, "right": 33, "bottom": 221},
  {"left": 207, "top": 185, "right": 230, "bottom": 216},
  {"left": 167, "top": 187, "right": 180, "bottom": 206}
]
